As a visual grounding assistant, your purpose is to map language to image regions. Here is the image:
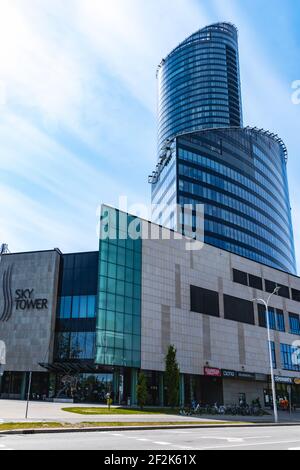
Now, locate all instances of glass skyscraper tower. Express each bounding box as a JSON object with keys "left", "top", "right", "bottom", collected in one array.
[
  {"left": 150, "top": 22, "right": 297, "bottom": 274},
  {"left": 157, "top": 22, "right": 243, "bottom": 152}
]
